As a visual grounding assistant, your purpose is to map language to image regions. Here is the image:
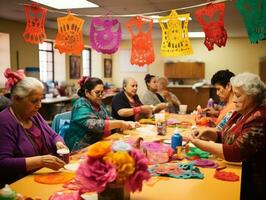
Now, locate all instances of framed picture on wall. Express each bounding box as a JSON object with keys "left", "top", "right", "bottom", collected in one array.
[
  {"left": 104, "top": 58, "right": 112, "bottom": 78},
  {"left": 70, "top": 56, "right": 81, "bottom": 79}
]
